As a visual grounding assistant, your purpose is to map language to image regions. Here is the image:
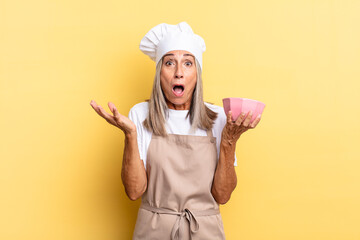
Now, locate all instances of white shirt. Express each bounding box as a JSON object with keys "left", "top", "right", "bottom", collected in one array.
[{"left": 128, "top": 102, "right": 237, "bottom": 169}]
